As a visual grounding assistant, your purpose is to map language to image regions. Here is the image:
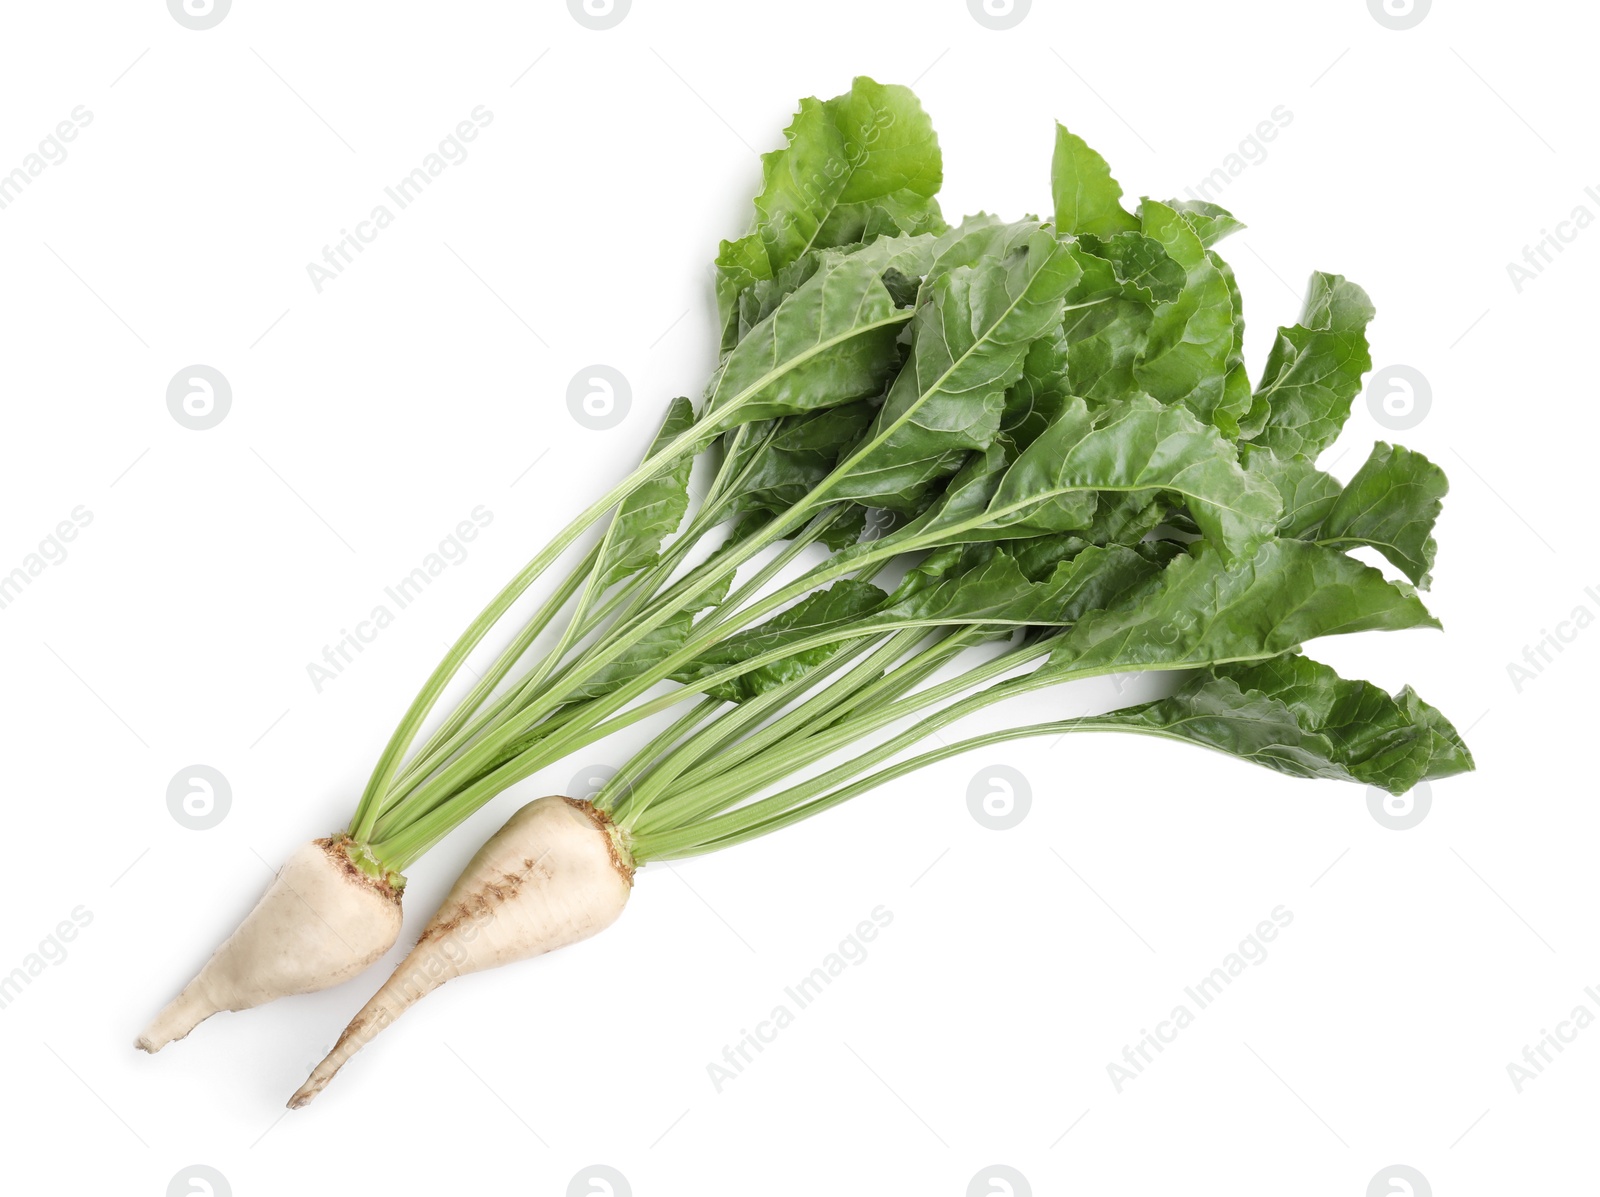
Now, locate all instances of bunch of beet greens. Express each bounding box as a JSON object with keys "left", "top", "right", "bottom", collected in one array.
[{"left": 133, "top": 78, "right": 1472, "bottom": 1108}]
